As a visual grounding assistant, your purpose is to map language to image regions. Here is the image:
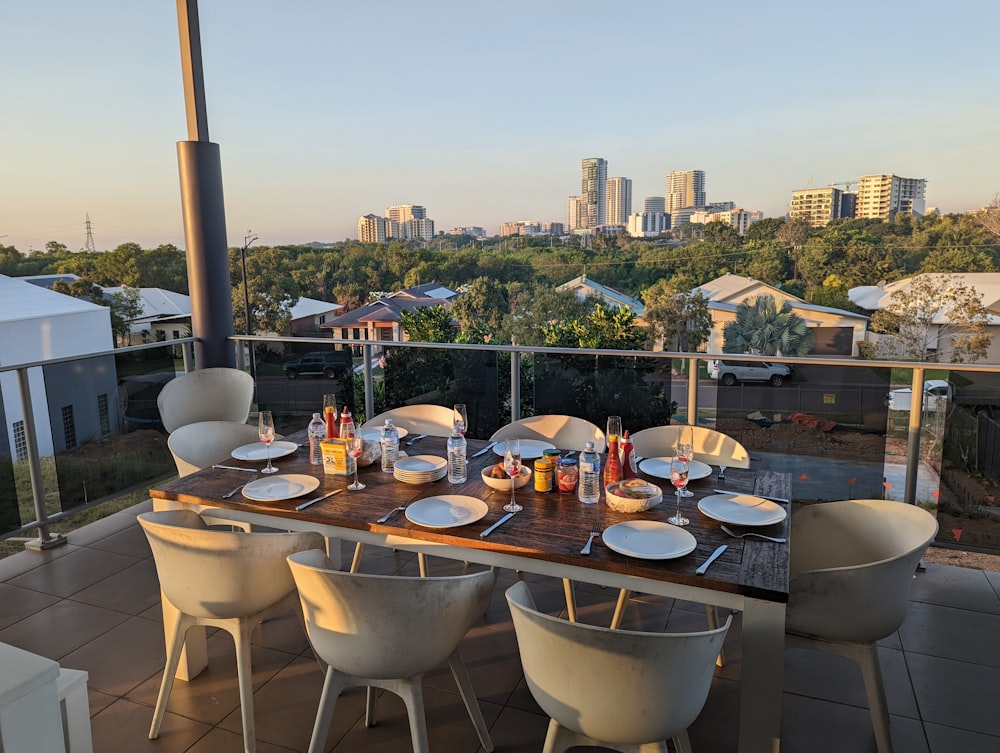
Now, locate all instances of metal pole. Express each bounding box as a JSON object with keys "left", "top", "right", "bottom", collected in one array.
[
  {"left": 903, "top": 366, "right": 926, "bottom": 506},
  {"left": 18, "top": 368, "right": 66, "bottom": 550},
  {"left": 687, "top": 356, "right": 699, "bottom": 426},
  {"left": 363, "top": 344, "right": 374, "bottom": 422},
  {"left": 241, "top": 232, "right": 258, "bottom": 381},
  {"left": 510, "top": 350, "right": 521, "bottom": 422}
]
